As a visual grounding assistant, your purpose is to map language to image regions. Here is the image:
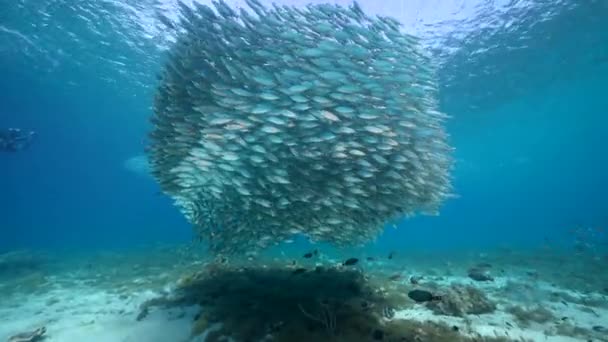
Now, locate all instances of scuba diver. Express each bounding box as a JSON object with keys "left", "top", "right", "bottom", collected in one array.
[{"left": 0, "top": 128, "right": 36, "bottom": 152}]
